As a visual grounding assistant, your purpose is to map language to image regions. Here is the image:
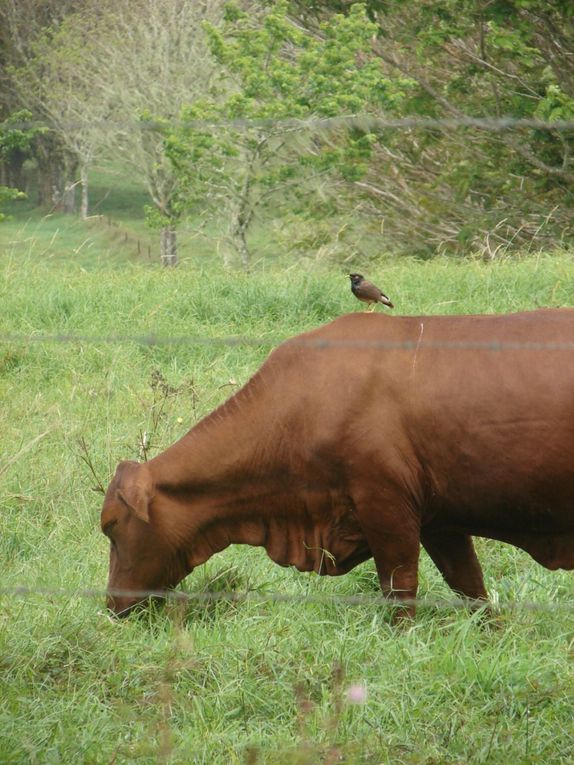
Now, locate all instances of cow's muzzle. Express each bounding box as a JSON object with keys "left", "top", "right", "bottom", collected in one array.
[{"left": 106, "top": 591, "right": 167, "bottom": 618}]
